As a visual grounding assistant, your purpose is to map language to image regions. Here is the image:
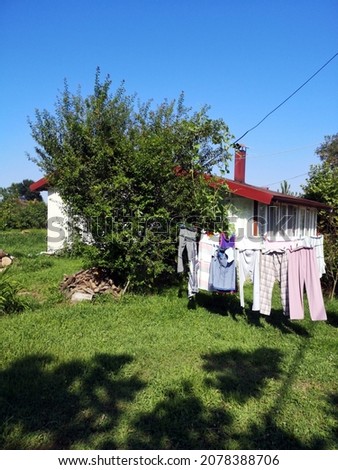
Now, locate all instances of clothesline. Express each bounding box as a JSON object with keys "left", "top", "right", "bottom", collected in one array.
[{"left": 177, "top": 227, "right": 327, "bottom": 322}]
